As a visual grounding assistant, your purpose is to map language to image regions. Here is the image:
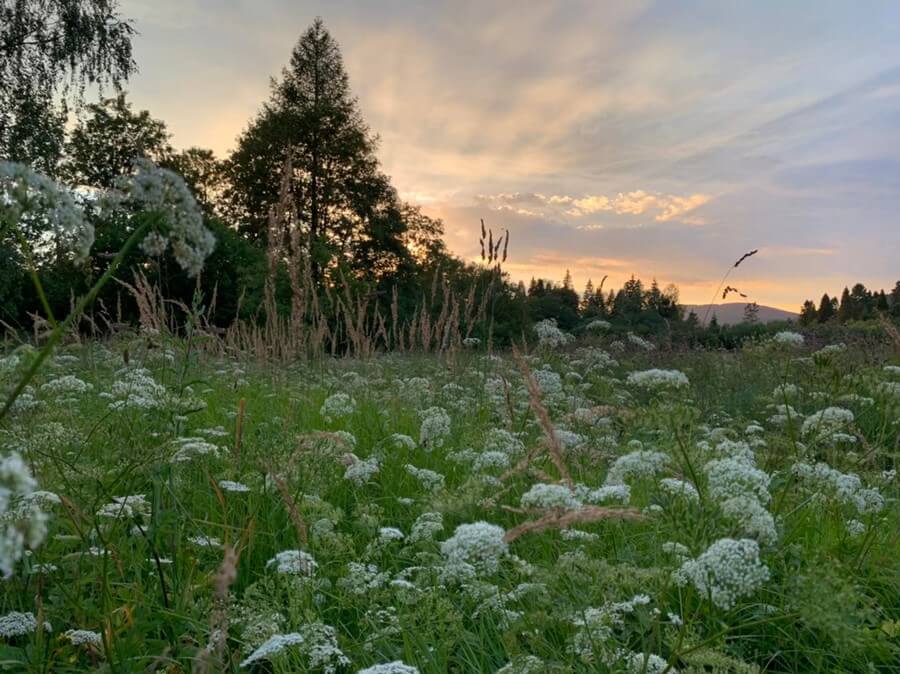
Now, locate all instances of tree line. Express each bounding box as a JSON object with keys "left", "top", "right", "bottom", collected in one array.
[
  {"left": 799, "top": 282, "right": 900, "bottom": 326},
  {"left": 3, "top": 2, "right": 896, "bottom": 350}
]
